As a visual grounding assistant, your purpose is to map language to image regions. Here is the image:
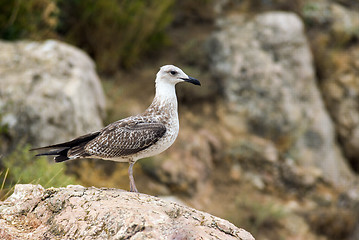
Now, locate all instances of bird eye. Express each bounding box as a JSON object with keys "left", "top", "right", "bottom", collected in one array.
[{"left": 170, "top": 70, "right": 177, "bottom": 75}]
